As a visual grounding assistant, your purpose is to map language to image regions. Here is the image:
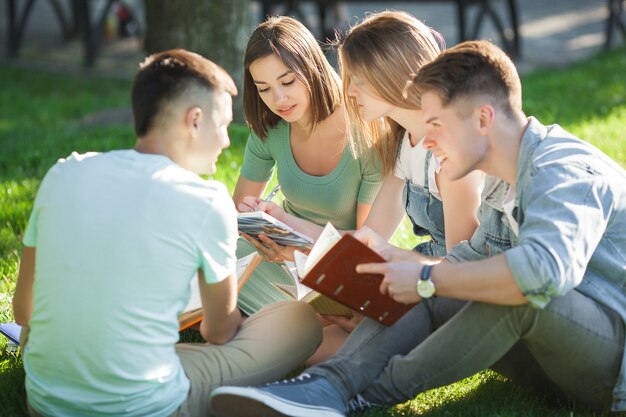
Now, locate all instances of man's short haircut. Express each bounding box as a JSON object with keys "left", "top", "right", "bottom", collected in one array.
[
  {"left": 412, "top": 40, "right": 522, "bottom": 118},
  {"left": 131, "top": 49, "right": 237, "bottom": 137},
  {"left": 243, "top": 16, "right": 342, "bottom": 139}
]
